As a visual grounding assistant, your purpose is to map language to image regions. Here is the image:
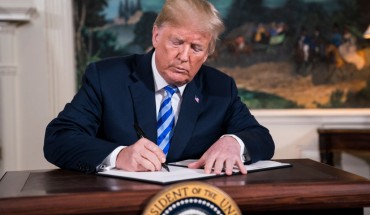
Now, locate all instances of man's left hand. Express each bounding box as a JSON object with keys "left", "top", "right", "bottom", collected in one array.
[{"left": 188, "top": 136, "right": 247, "bottom": 175}]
